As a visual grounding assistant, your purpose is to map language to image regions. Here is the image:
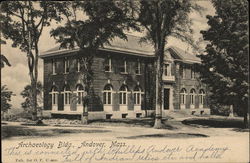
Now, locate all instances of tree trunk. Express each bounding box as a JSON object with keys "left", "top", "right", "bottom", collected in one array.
[
  {"left": 154, "top": 52, "right": 163, "bottom": 129},
  {"left": 243, "top": 108, "right": 249, "bottom": 128}
]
